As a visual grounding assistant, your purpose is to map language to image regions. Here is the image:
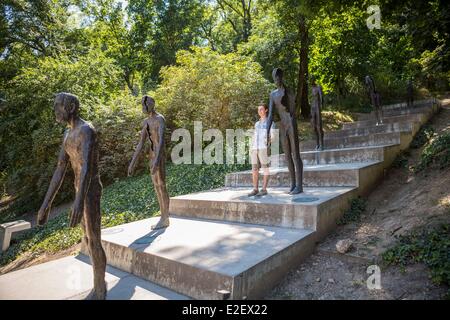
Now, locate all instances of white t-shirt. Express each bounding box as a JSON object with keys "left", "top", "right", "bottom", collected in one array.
[{"left": 252, "top": 118, "right": 275, "bottom": 150}]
